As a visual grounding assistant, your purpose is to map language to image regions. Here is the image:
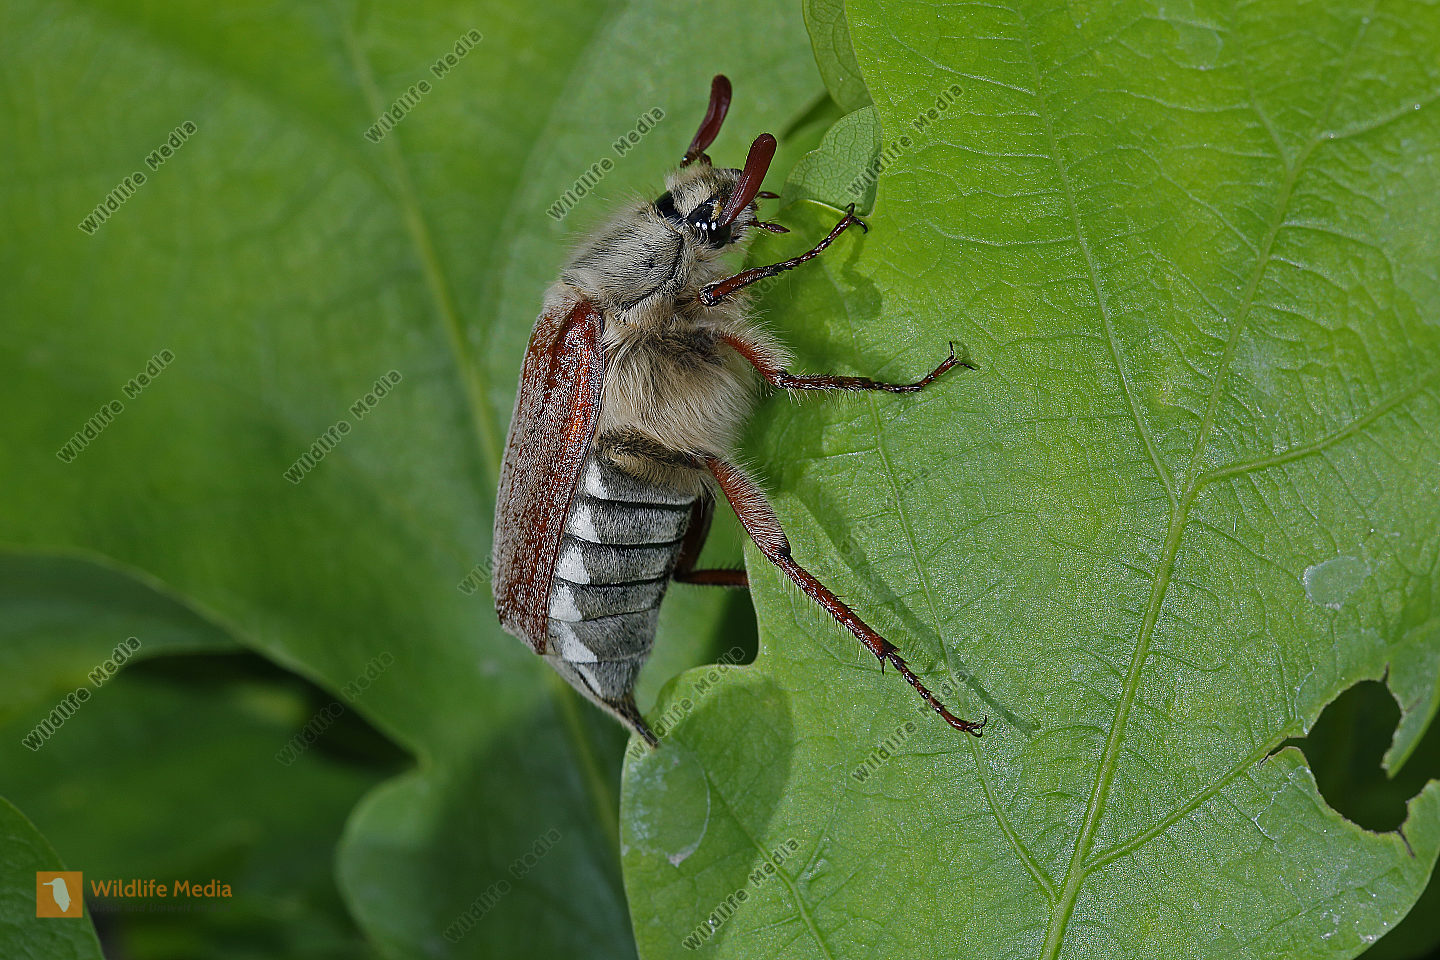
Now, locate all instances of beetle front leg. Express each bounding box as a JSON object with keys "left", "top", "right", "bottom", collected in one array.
[
  {"left": 704, "top": 456, "right": 985, "bottom": 737},
  {"left": 698, "top": 205, "right": 867, "bottom": 307},
  {"left": 719, "top": 334, "right": 973, "bottom": 394}
]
